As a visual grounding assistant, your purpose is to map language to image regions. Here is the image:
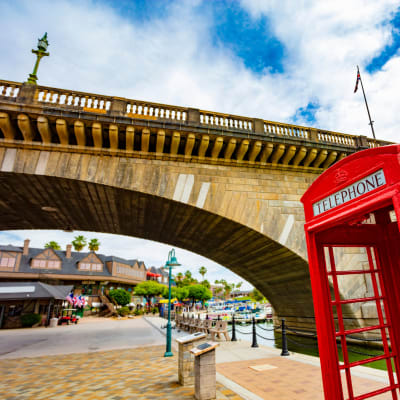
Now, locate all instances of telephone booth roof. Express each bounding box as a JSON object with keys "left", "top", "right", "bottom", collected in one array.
[{"left": 301, "top": 144, "right": 400, "bottom": 232}]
